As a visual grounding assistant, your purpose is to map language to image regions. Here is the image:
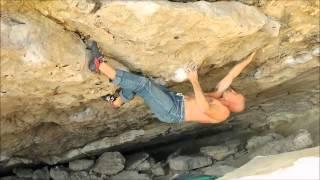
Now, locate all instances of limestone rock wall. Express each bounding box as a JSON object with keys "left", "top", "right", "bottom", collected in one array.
[{"left": 0, "top": 0, "right": 319, "bottom": 171}]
